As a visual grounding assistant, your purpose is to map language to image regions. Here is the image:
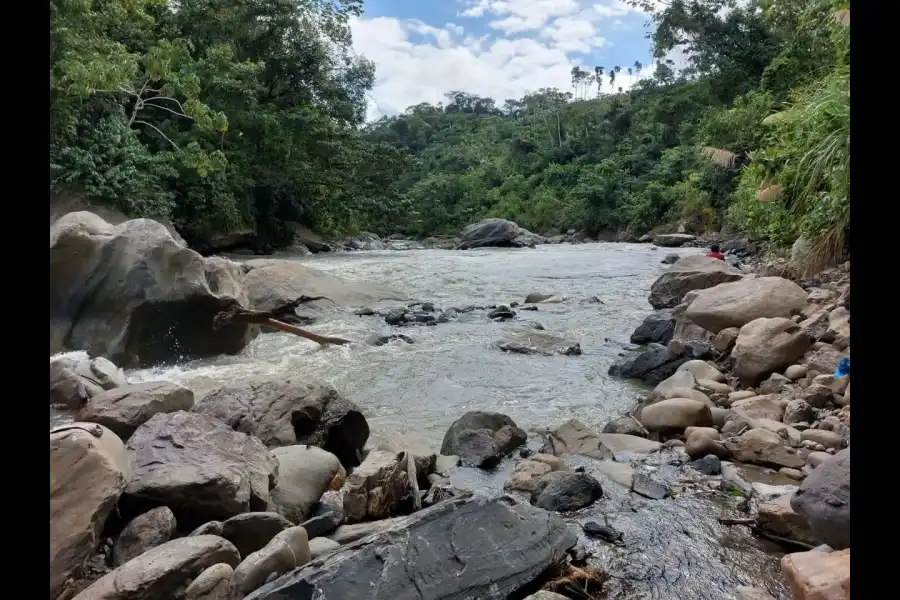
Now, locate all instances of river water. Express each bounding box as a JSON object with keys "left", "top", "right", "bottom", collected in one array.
[
  {"left": 129, "top": 243, "right": 699, "bottom": 443},
  {"left": 54, "top": 243, "right": 791, "bottom": 599}
]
